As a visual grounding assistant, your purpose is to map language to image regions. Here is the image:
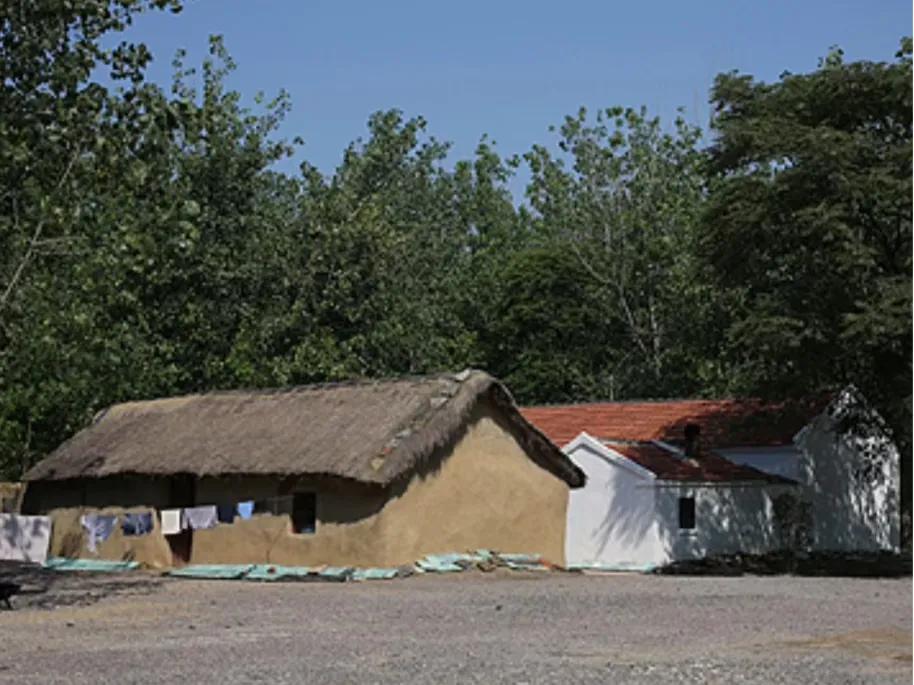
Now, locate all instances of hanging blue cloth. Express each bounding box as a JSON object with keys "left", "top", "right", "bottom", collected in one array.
[
  {"left": 121, "top": 512, "right": 154, "bottom": 536},
  {"left": 236, "top": 501, "right": 255, "bottom": 520},
  {"left": 81, "top": 514, "right": 117, "bottom": 552},
  {"left": 216, "top": 503, "right": 235, "bottom": 524}
]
